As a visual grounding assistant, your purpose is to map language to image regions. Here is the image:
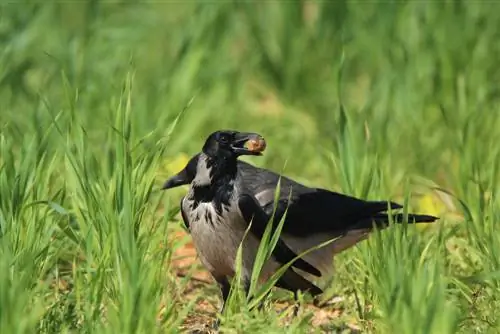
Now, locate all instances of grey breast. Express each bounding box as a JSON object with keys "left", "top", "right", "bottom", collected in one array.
[{"left": 182, "top": 184, "right": 259, "bottom": 279}]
